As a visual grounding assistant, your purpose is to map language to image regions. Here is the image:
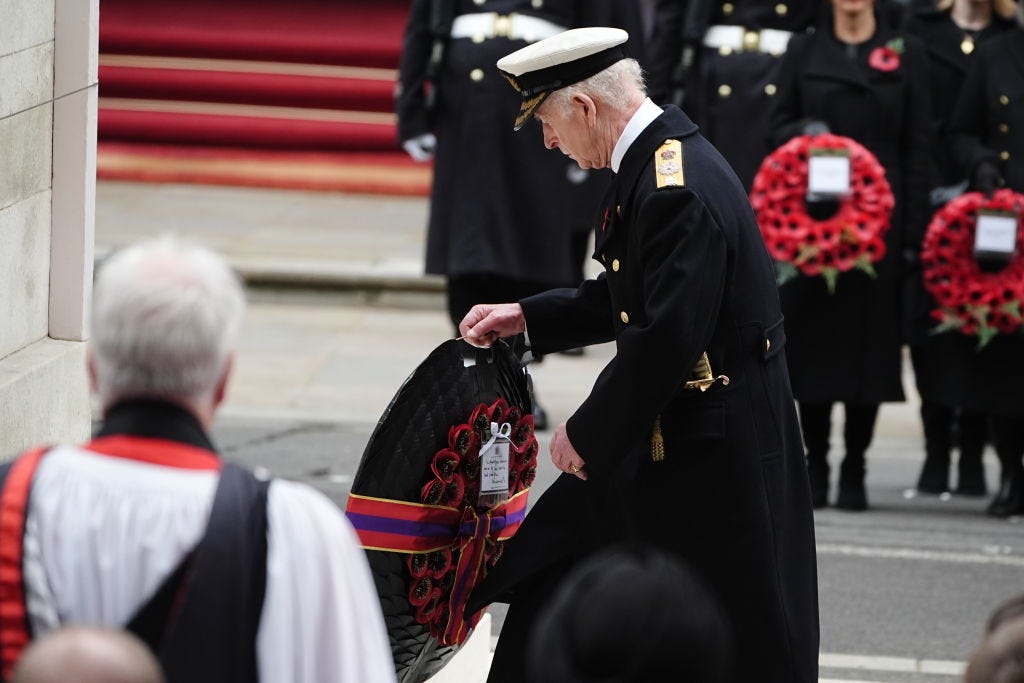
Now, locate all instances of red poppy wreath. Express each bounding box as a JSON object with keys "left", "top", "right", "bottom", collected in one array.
[
  {"left": 750, "top": 133, "right": 895, "bottom": 293},
  {"left": 407, "top": 397, "right": 537, "bottom": 643},
  {"left": 921, "top": 189, "right": 1024, "bottom": 349}
]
